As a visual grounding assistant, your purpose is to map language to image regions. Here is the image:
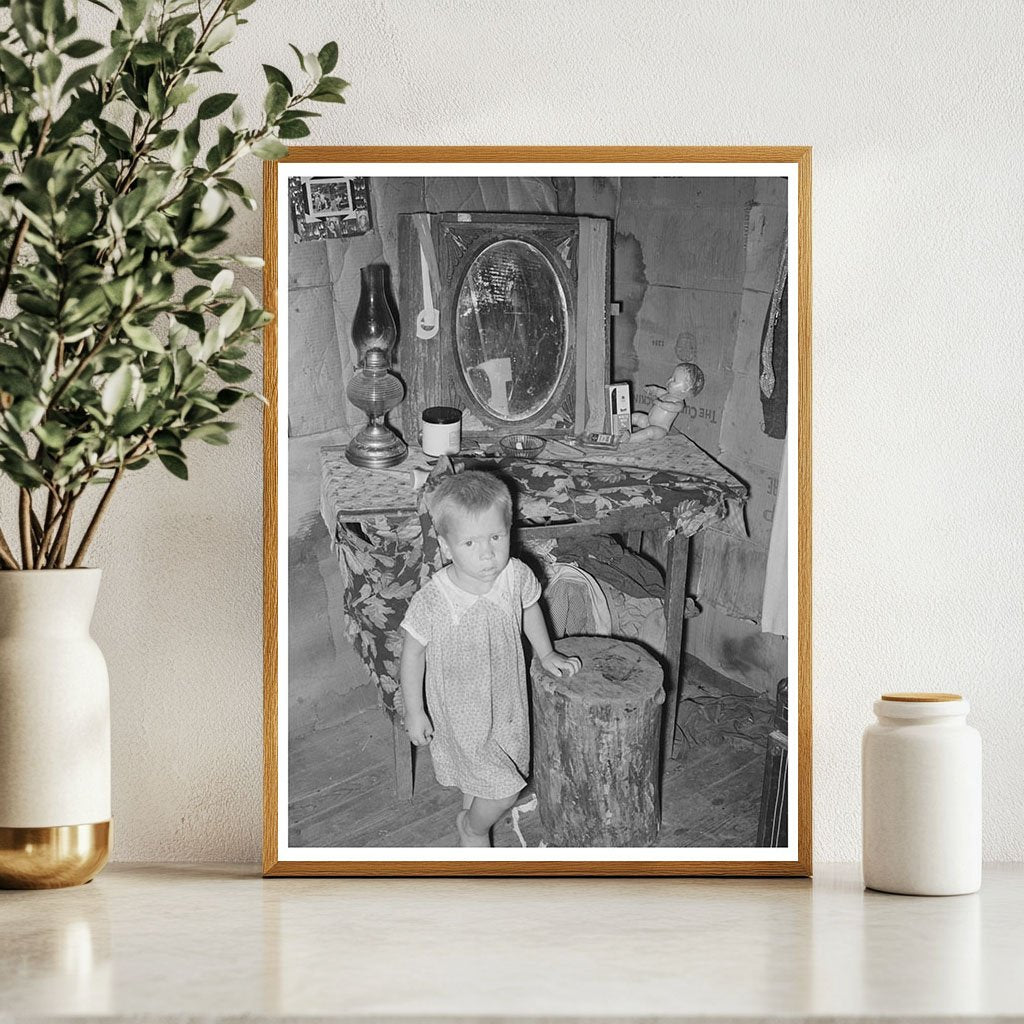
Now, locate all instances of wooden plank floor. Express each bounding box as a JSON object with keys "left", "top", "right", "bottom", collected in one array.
[{"left": 289, "top": 675, "right": 774, "bottom": 850}]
